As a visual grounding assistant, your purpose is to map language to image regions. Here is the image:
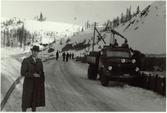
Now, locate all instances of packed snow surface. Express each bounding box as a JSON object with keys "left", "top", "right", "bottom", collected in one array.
[{"left": 1, "top": 48, "right": 166, "bottom": 111}]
